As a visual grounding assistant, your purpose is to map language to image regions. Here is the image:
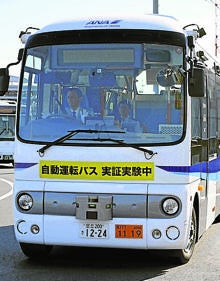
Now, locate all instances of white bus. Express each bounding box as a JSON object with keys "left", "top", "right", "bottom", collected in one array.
[
  {"left": 0, "top": 14, "right": 220, "bottom": 264},
  {"left": 0, "top": 97, "right": 16, "bottom": 165}
]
